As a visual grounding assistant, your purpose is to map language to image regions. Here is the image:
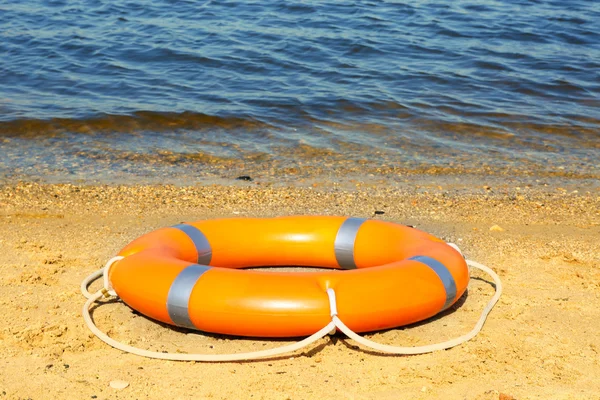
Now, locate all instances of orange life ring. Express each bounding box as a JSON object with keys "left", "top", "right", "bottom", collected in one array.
[{"left": 109, "top": 216, "right": 469, "bottom": 337}]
